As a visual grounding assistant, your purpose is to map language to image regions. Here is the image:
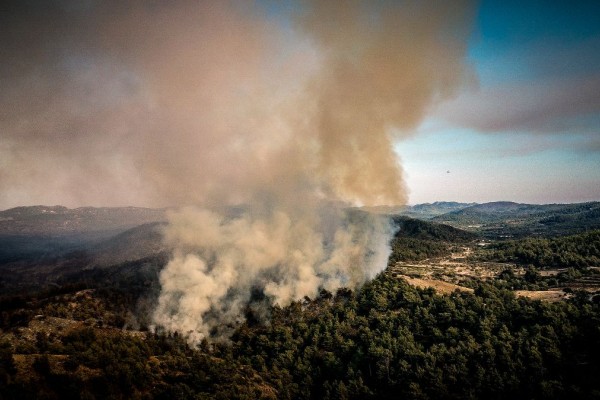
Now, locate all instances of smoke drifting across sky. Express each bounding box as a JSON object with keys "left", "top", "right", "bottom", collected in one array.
[
  {"left": 0, "top": 0, "right": 475, "bottom": 208},
  {"left": 1, "top": 0, "right": 476, "bottom": 341}
]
